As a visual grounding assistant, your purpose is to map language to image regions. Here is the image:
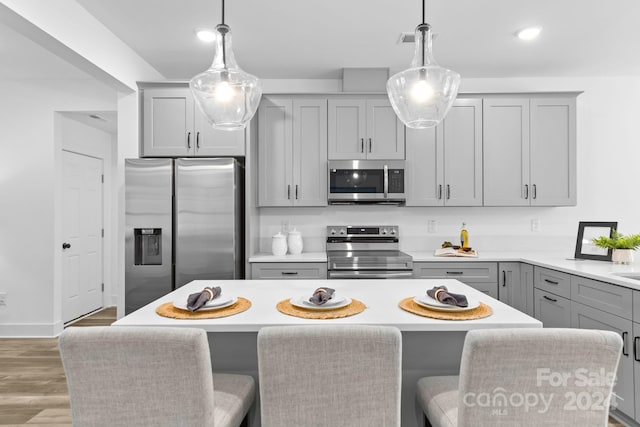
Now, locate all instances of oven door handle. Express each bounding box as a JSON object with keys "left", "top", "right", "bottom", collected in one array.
[
  {"left": 383, "top": 164, "right": 389, "bottom": 199},
  {"left": 328, "top": 270, "right": 413, "bottom": 279}
]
